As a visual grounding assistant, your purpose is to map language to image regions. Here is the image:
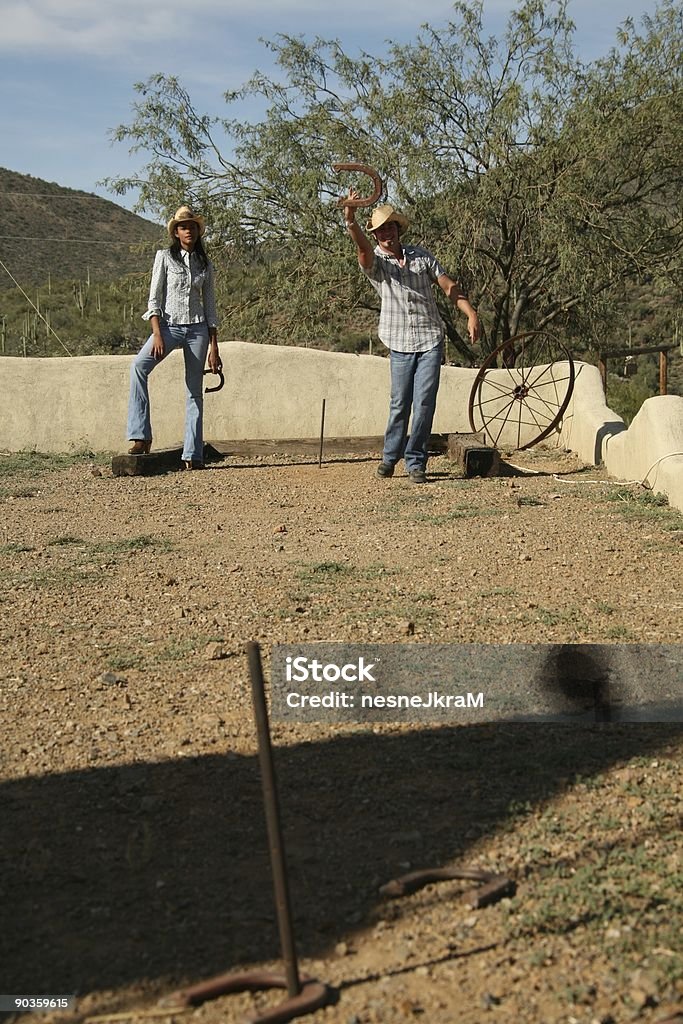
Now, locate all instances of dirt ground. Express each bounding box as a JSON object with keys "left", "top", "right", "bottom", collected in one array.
[{"left": 0, "top": 444, "right": 681, "bottom": 1024}]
